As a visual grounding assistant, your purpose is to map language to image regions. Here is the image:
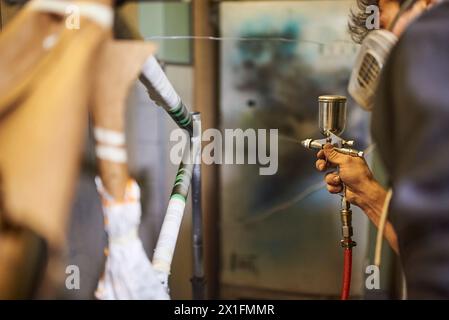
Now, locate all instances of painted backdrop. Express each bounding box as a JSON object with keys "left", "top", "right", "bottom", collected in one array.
[{"left": 219, "top": 0, "right": 371, "bottom": 298}]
